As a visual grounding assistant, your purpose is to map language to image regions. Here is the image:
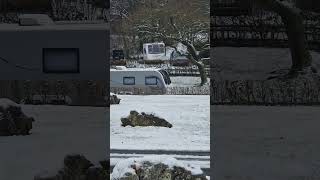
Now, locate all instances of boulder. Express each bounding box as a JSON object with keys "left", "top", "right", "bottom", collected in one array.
[
  {"left": 121, "top": 111, "right": 172, "bottom": 128},
  {"left": 111, "top": 156, "right": 207, "bottom": 180},
  {"left": 110, "top": 93, "right": 121, "bottom": 105},
  {"left": 34, "top": 154, "right": 109, "bottom": 180},
  {"left": 0, "top": 98, "right": 34, "bottom": 136}
]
